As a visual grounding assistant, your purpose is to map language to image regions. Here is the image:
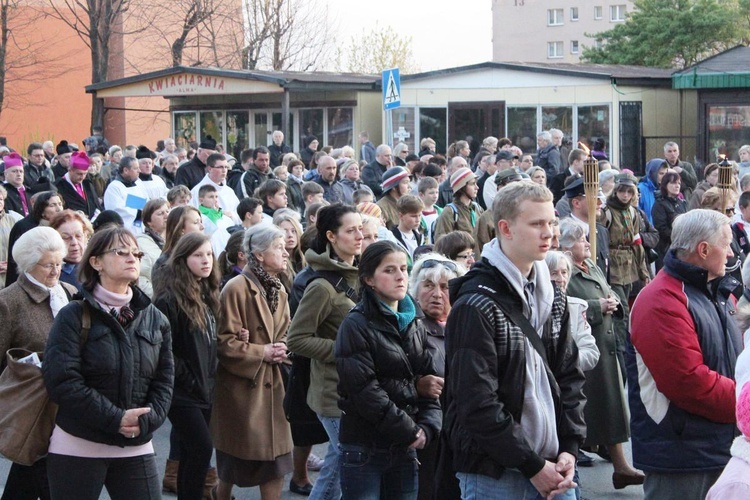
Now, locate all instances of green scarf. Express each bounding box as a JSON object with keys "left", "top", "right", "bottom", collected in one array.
[{"left": 199, "top": 205, "right": 224, "bottom": 224}]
